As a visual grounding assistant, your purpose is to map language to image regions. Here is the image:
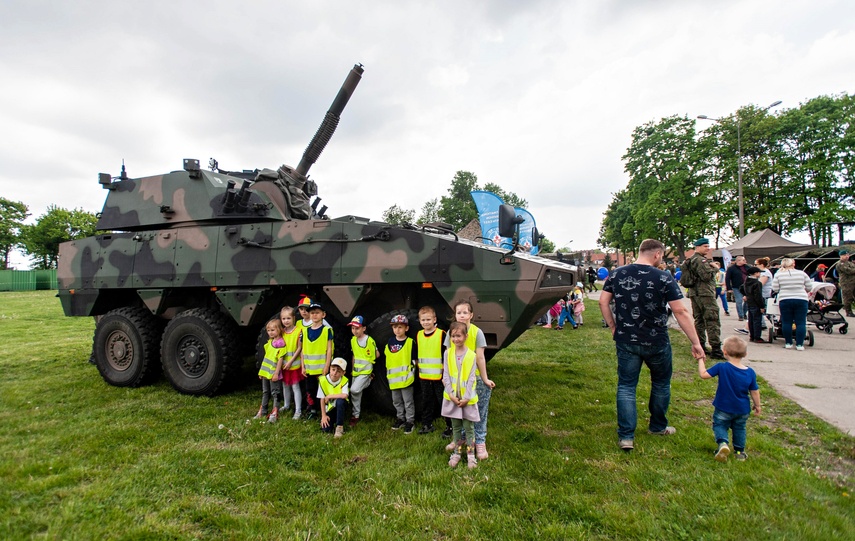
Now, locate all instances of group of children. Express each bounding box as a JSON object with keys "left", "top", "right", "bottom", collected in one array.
[
  {"left": 542, "top": 281, "right": 586, "bottom": 330},
  {"left": 254, "top": 298, "right": 496, "bottom": 469}
]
